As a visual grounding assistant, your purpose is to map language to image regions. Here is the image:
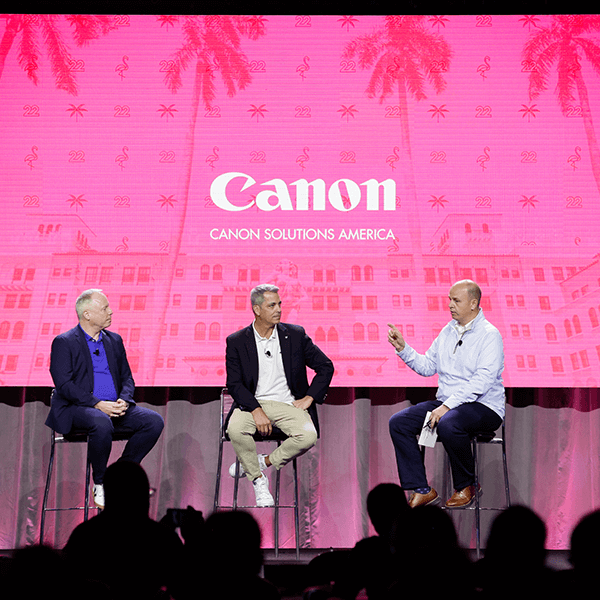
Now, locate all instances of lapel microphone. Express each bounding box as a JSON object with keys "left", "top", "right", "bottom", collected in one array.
[{"left": 93, "top": 349, "right": 100, "bottom": 356}]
